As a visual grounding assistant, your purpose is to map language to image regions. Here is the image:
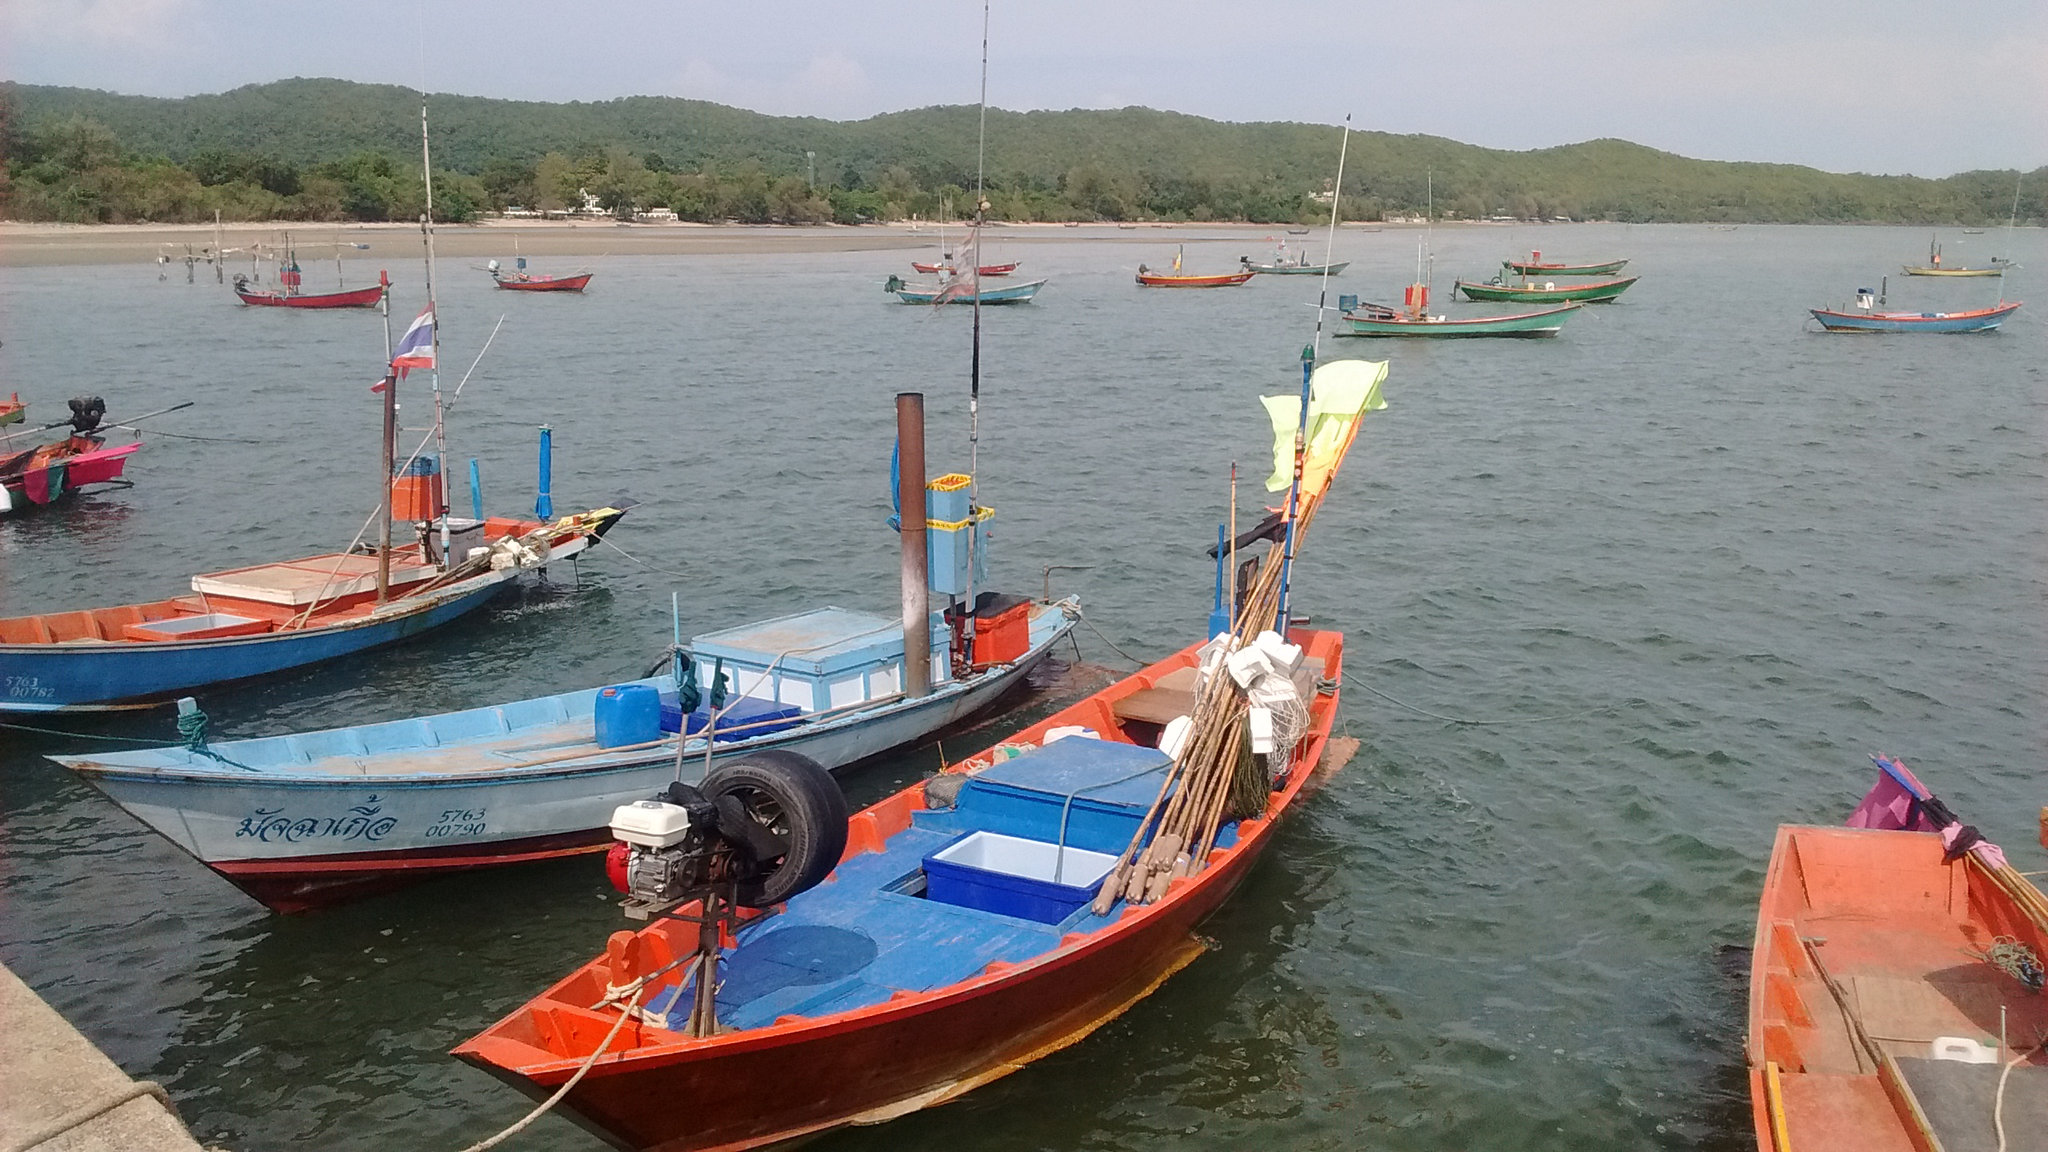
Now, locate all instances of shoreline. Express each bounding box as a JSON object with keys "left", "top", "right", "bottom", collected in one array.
[{"left": 0, "top": 218, "right": 1494, "bottom": 268}]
